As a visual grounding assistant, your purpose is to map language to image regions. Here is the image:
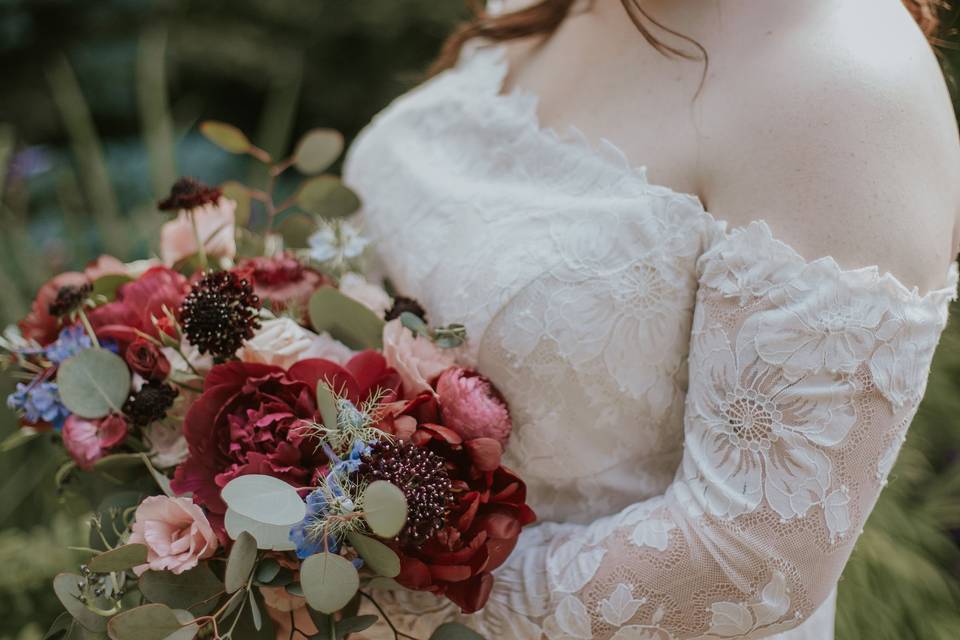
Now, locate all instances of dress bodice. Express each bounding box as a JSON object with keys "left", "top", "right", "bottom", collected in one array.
[{"left": 343, "top": 45, "right": 958, "bottom": 640}]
